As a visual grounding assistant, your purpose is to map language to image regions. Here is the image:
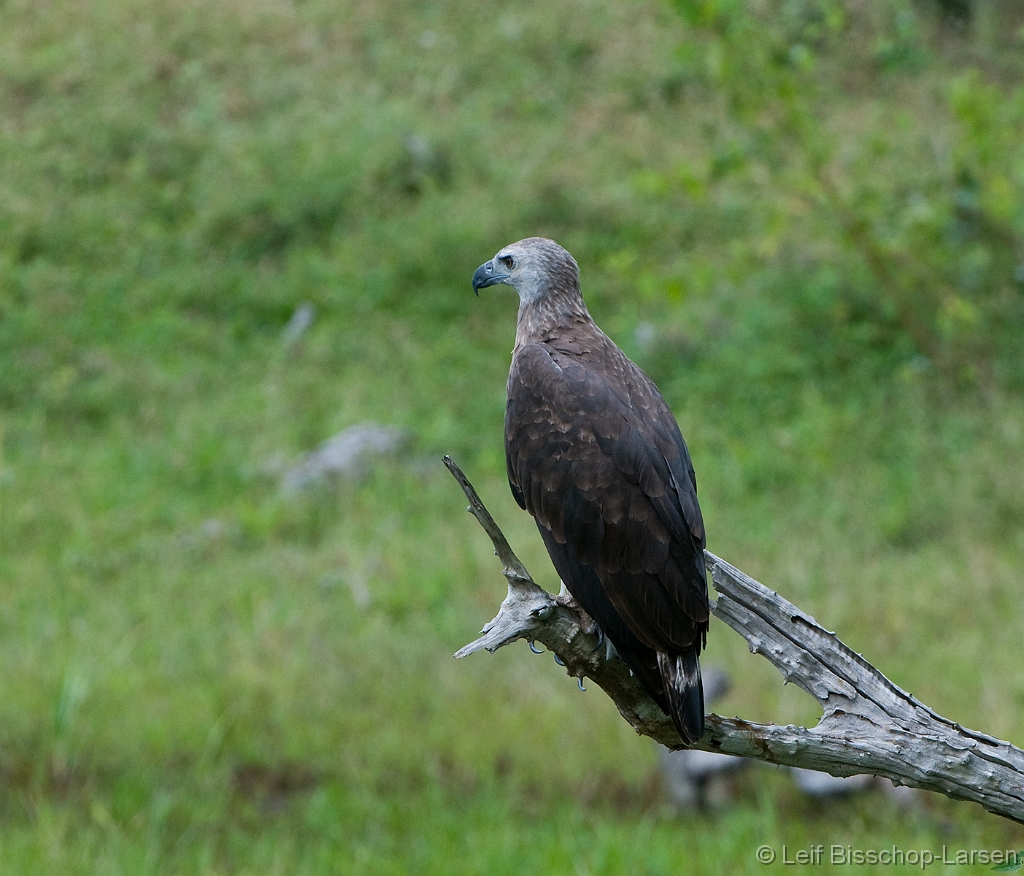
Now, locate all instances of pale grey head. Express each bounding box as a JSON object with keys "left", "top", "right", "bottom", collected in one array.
[{"left": 472, "top": 237, "right": 580, "bottom": 305}]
